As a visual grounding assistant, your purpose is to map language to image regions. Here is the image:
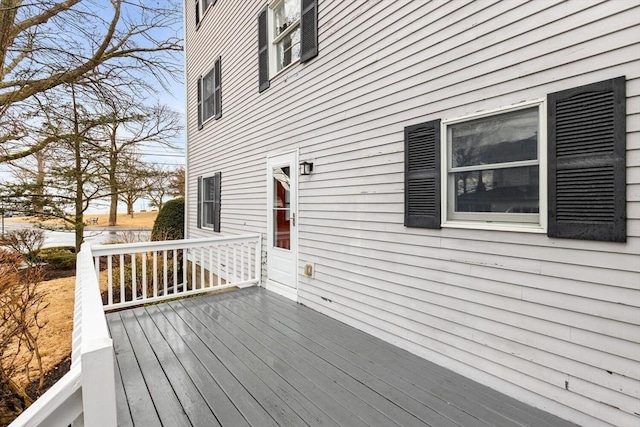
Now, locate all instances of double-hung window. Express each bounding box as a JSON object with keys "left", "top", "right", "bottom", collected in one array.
[
  {"left": 197, "top": 173, "right": 221, "bottom": 232},
  {"left": 271, "top": 0, "right": 301, "bottom": 74},
  {"left": 258, "top": 0, "right": 318, "bottom": 92},
  {"left": 405, "top": 77, "right": 626, "bottom": 242},
  {"left": 195, "top": 0, "right": 217, "bottom": 26},
  {"left": 197, "top": 57, "right": 221, "bottom": 129},
  {"left": 443, "top": 101, "right": 546, "bottom": 230}
]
